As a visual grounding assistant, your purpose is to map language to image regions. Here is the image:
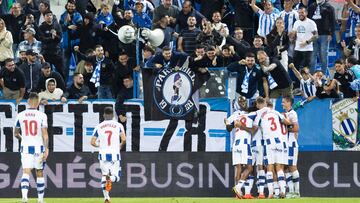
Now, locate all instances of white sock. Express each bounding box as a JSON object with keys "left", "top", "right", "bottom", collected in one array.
[
  {"left": 286, "top": 172, "right": 294, "bottom": 193},
  {"left": 266, "top": 171, "right": 274, "bottom": 196},
  {"left": 245, "top": 175, "right": 254, "bottom": 195},
  {"left": 110, "top": 175, "right": 119, "bottom": 183},
  {"left": 101, "top": 176, "right": 110, "bottom": 200},
  {"left": 258, "top": 170, "right": 266, "bottom": 195},
  {"left": 21, "top": 174, "right": 30, "bottom": 200},
  {"left": 291, "top": 170, "right": 300, "bottom": 194},
  {"left": 37, "top": 177, "right": 45, "bottom": 201},
  {"left": 236, "top": 179, "right": 245, "bottom": 192},
  {"left": 277, "top": 170, "right": 286, "bottom": 195},
  {"left": 274, "top": 181, "right": 280, "bottom": 196}
]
